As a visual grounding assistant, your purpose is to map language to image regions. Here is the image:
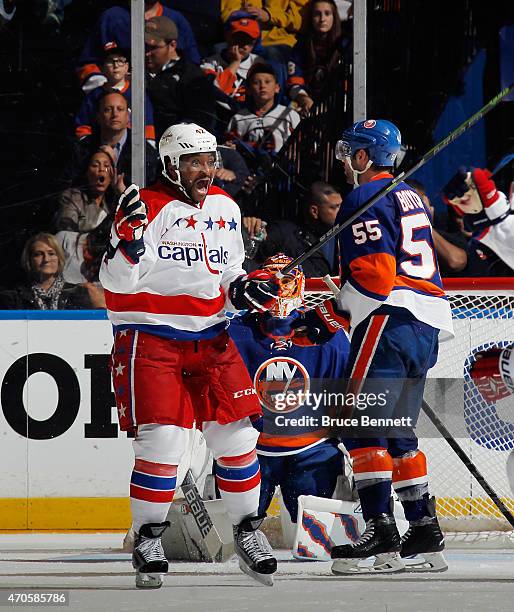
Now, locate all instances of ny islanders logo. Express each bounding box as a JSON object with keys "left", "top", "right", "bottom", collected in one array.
[{"left": 253, "top": 357, "right": 310, "bottom": 413}]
